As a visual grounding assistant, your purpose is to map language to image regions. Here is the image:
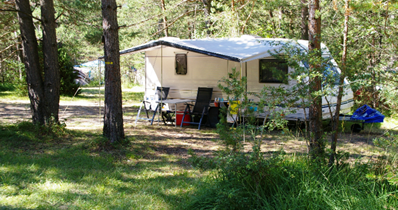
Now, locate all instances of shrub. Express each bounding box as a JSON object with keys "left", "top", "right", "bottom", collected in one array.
[
  {"left": 36, "top": 43, "right": 81, "bottom": 97},
  {"left": 58, "top": 46, "right": 81, "bottom": 96},
  {"left": 0, "top": 83, "right": 15, "bottom": 91},
  {"left": 188, "top": 152, "right": 398, "bottom": 209}
]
